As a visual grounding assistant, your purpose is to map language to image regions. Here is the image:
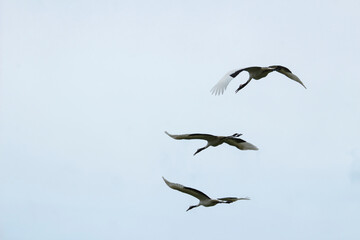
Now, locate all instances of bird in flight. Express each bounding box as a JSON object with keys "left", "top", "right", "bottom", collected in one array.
[
  {"left": 210, "top": 65, "right": 306, "bottom": 95},
  {"left": 165, "top": 131, "right": 258, "bottom": 155},
  {"left": 162, "top": 177, "right": 250, "bottom": 211}
]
